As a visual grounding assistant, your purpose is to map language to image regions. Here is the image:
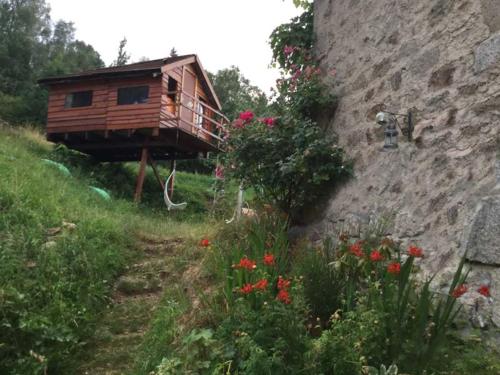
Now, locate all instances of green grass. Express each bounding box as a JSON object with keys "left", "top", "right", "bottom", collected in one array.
[{"left": 0, "top": 124, "right": 220, "bottom": 374}]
